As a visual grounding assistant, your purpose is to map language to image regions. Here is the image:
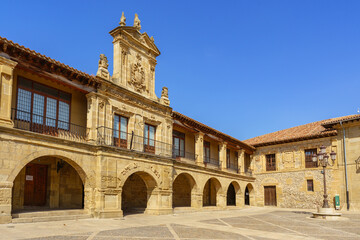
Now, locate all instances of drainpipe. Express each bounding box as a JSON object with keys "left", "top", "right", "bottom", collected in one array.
[{"left": 340, "top": 121, "right": 350, "bottom": 210}]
